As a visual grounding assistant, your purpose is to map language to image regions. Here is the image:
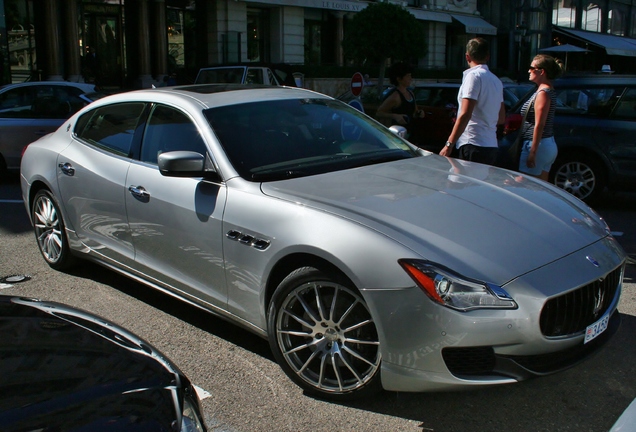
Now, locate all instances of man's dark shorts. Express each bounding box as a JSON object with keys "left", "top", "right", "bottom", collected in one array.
[{"left": 458, "top": 144, "right": 498, "bottom": 165}]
